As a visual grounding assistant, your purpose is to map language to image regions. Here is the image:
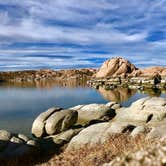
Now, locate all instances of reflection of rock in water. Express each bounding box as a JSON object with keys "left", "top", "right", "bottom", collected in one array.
[
  {"left": 0, "top": 78, "right": 88, "bottom": 89},
  {"left": 139, "top": 88, "right": 161, "bottom": 97},
  {"left": 34, "top": 78, "right": 88, "bottom": 89},
  {"left": 98, "top": 87, "right": 136, "bottom": 102}
]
